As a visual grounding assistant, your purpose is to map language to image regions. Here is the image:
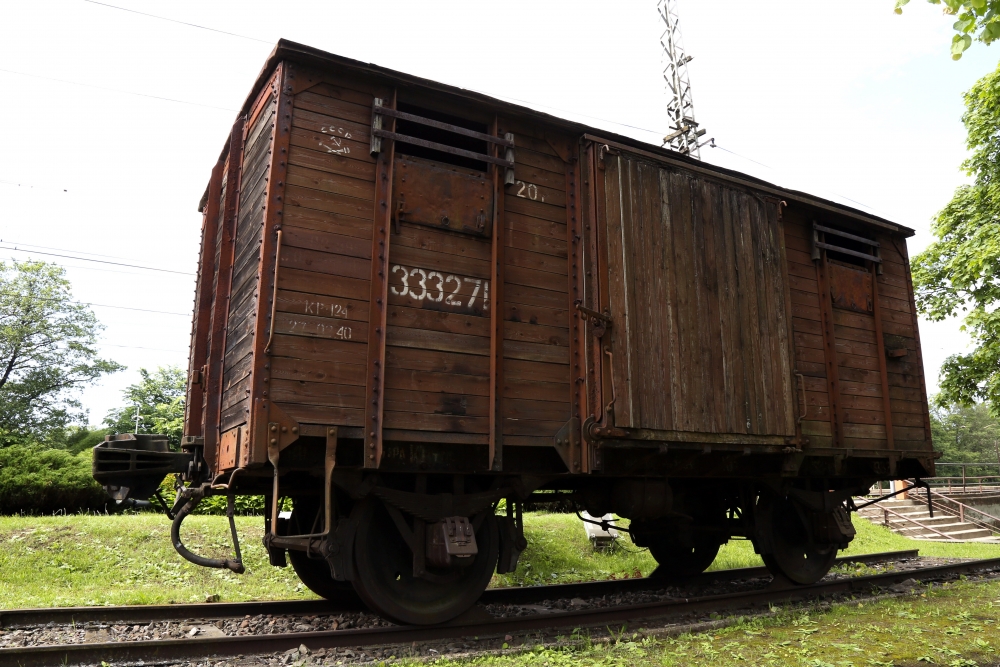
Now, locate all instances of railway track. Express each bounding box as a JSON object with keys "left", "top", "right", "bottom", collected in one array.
[{"left": 7, "top": 549, "right": 986, "bottom": 667}]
